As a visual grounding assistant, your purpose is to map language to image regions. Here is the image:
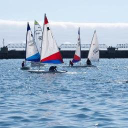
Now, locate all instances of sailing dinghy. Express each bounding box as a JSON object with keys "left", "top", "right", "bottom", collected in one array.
[
  {"left": 68, "top": 30, "right": 99, "bottom": 68},
  {"left": 21, "top": 22, "right": 40, "bottom": 70},
  {"left": 86, "top": 30, "right": 99, "bottom": 67},
  {"left": 29, "top": 14, "right": 67, "bottom": 73},
  {"left": 69, "top": 27, "right": 82, "bottom": 67}
]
